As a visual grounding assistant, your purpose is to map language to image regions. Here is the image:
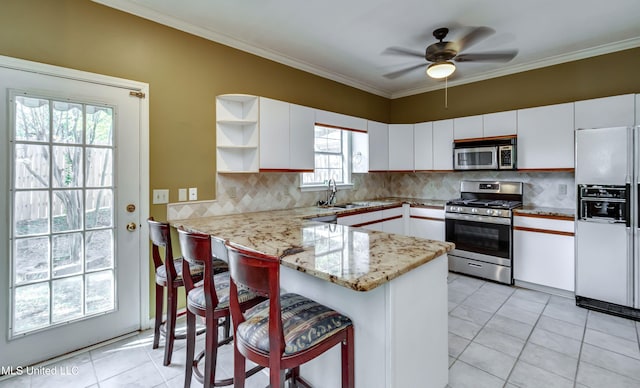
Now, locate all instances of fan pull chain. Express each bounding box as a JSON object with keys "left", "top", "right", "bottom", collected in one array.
[{"left": 445, "top": 76, "right": 448, "bottom": 109}]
